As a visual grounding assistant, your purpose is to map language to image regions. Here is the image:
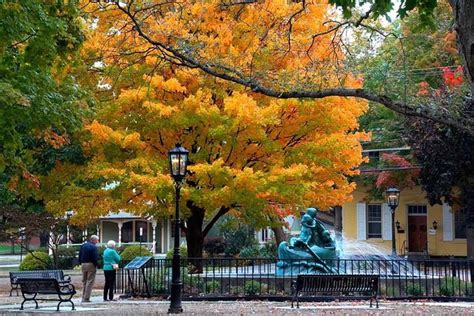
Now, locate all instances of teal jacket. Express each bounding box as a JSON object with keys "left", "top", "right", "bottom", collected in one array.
[{"left": 103, "top": 248, "right": 121, "bottom": 271}]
